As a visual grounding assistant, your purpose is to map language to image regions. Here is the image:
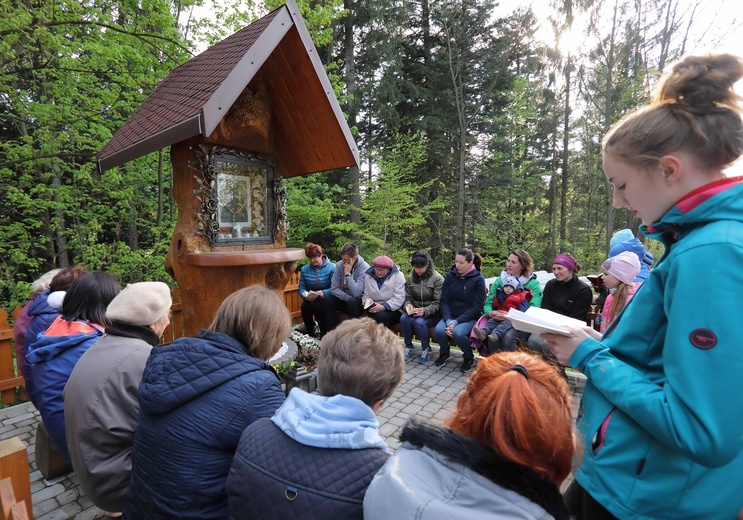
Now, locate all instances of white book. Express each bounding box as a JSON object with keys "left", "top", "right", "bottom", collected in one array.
[{"left": 506, "top": 307, "right": 587, "bottom": 337}]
